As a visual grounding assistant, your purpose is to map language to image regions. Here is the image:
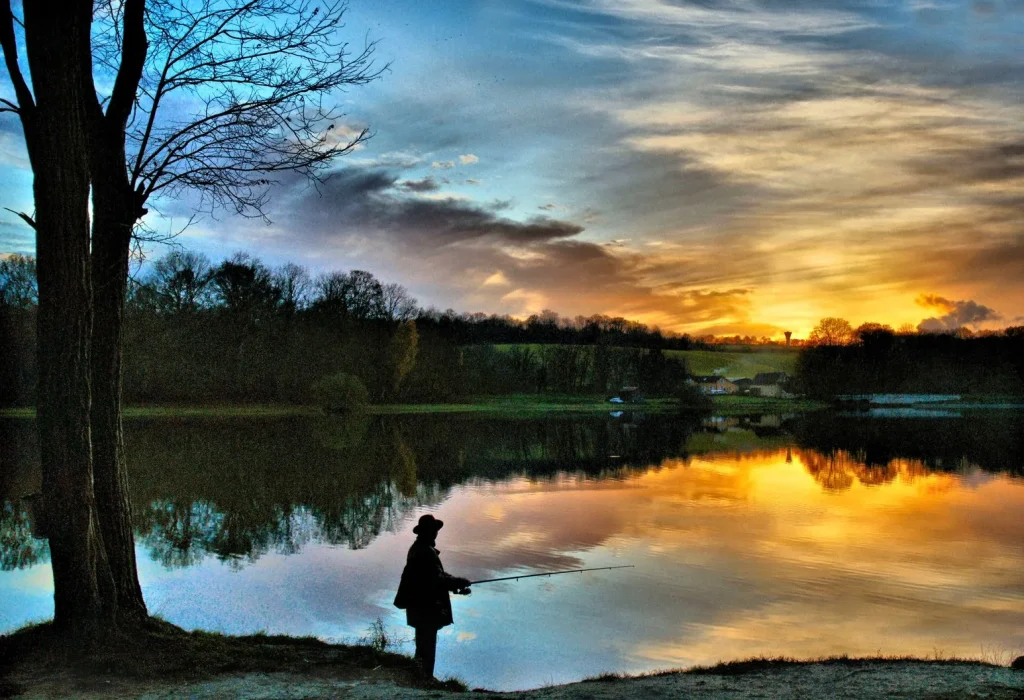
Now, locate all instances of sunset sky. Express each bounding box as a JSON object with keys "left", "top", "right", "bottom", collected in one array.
[{"left": 2, "top": 0, "right": 1024, "bottom": 337}]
